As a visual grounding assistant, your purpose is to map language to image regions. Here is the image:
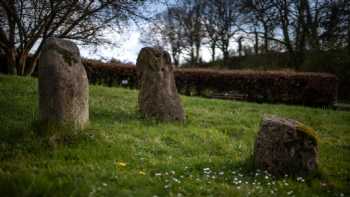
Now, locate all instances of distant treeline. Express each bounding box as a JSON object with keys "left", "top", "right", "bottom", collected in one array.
[{"left": 143, "top": 0, "right": 350, "bottom": 70}]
